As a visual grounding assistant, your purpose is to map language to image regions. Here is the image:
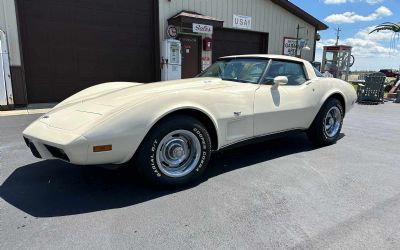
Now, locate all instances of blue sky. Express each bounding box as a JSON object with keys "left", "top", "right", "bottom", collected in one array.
[{"left": 291, "top": 0, "right": 400, "bottom": 71}]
